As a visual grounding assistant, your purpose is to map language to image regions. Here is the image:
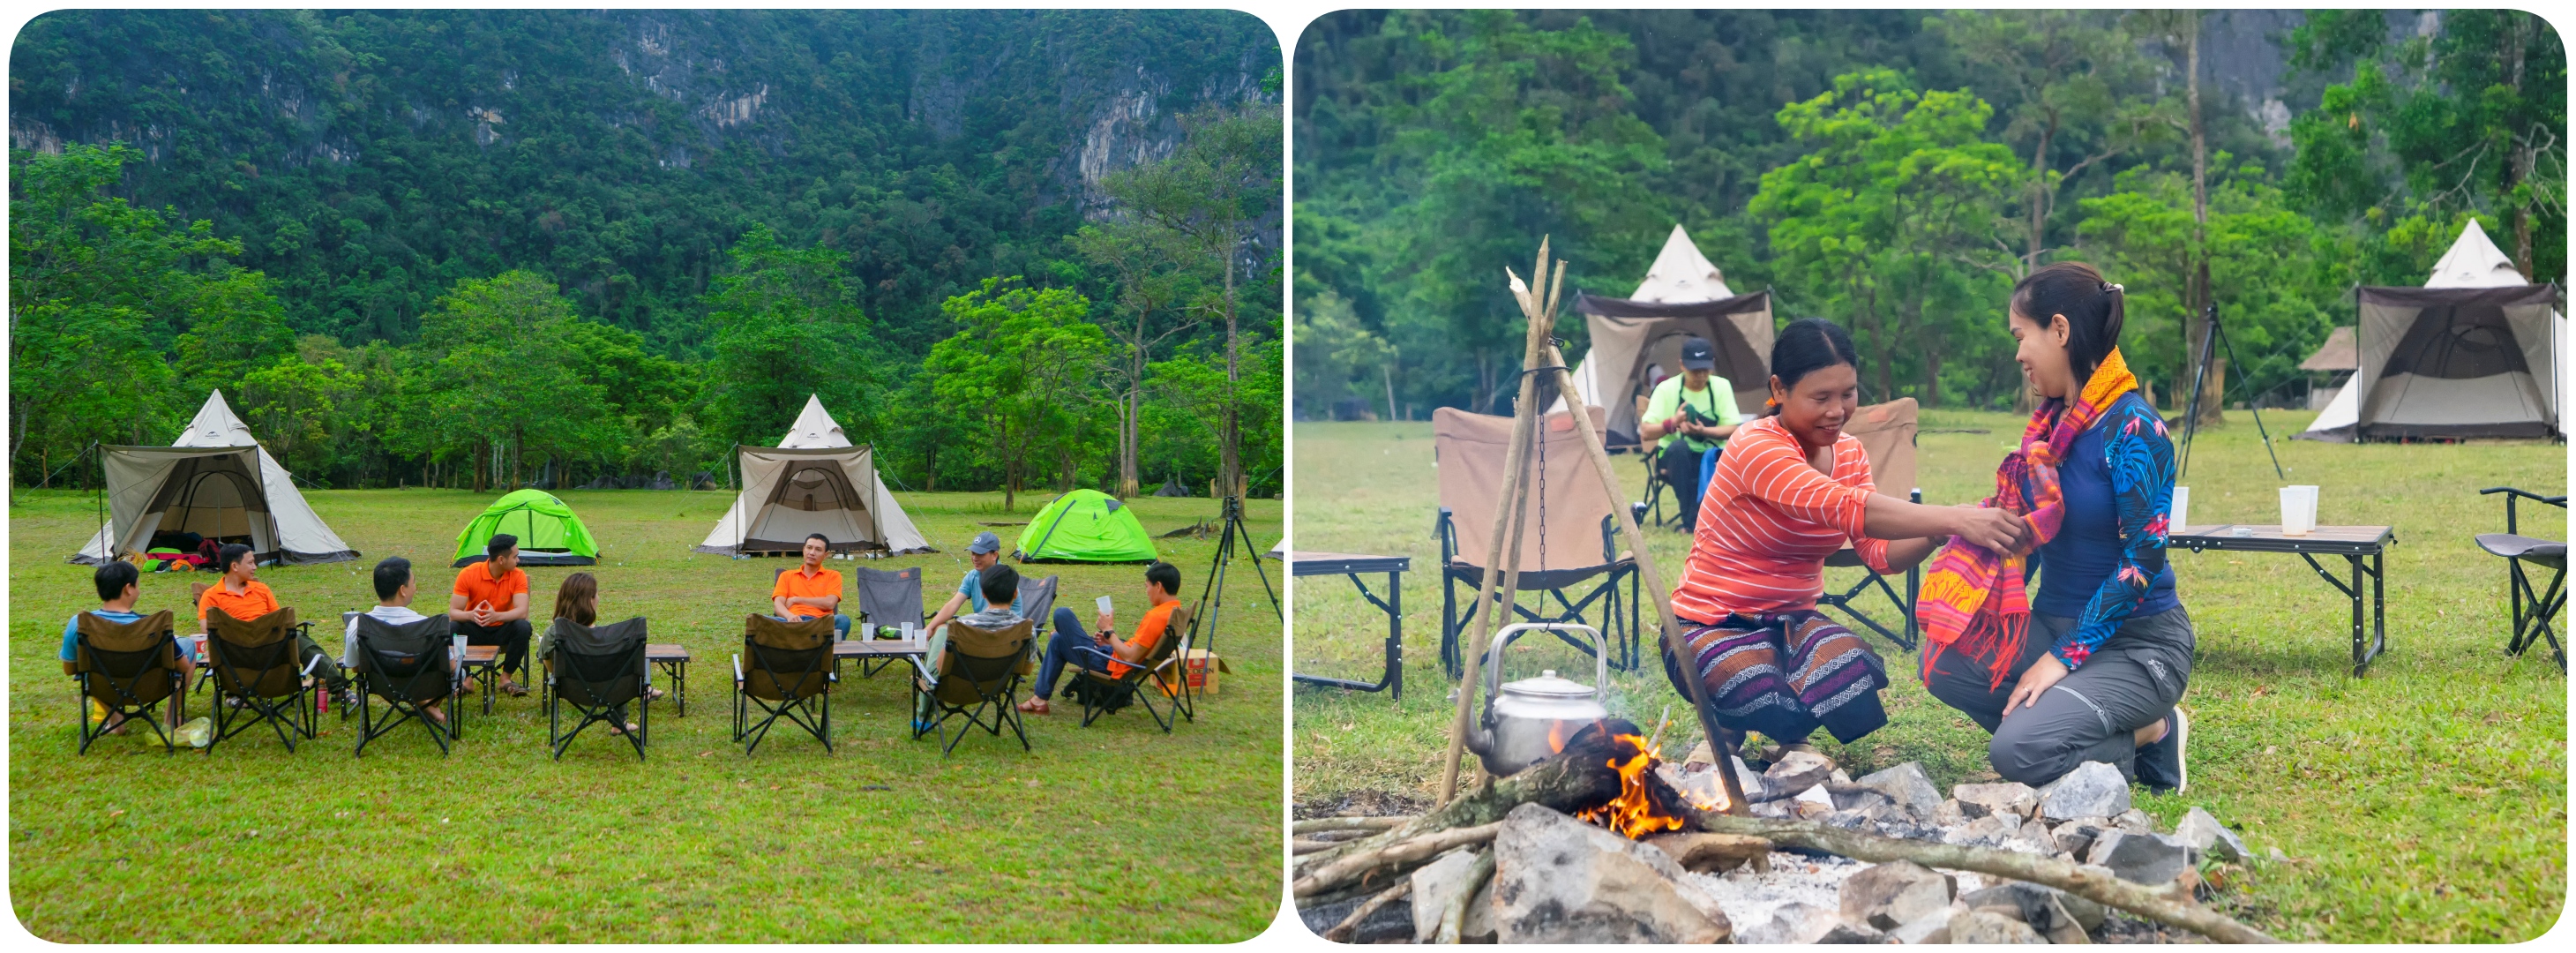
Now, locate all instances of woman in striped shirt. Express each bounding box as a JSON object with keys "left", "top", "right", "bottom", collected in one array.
[{"left": 1666, "top": 319, "right": 2030, "bottom": 755}]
